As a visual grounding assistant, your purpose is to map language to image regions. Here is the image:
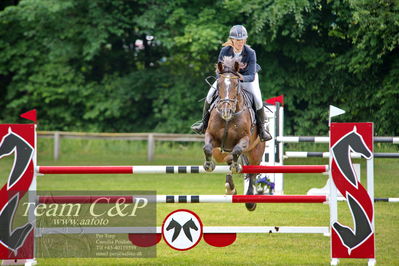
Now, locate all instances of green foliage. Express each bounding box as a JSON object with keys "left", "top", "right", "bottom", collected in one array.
[
  {"left": 0, "top": 0, "right": 398, "bottom": 135},
  {"left": 246, "top": 0, "right": 399, "bottom": 135}
]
